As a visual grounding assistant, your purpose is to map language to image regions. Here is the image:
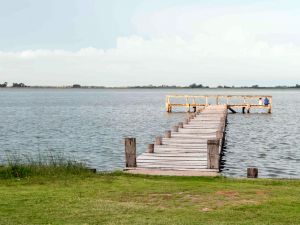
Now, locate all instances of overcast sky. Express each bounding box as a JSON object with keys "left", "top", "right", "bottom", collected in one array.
[{"left": 0, "top": 0, "right": 300, "bottom": 86}]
